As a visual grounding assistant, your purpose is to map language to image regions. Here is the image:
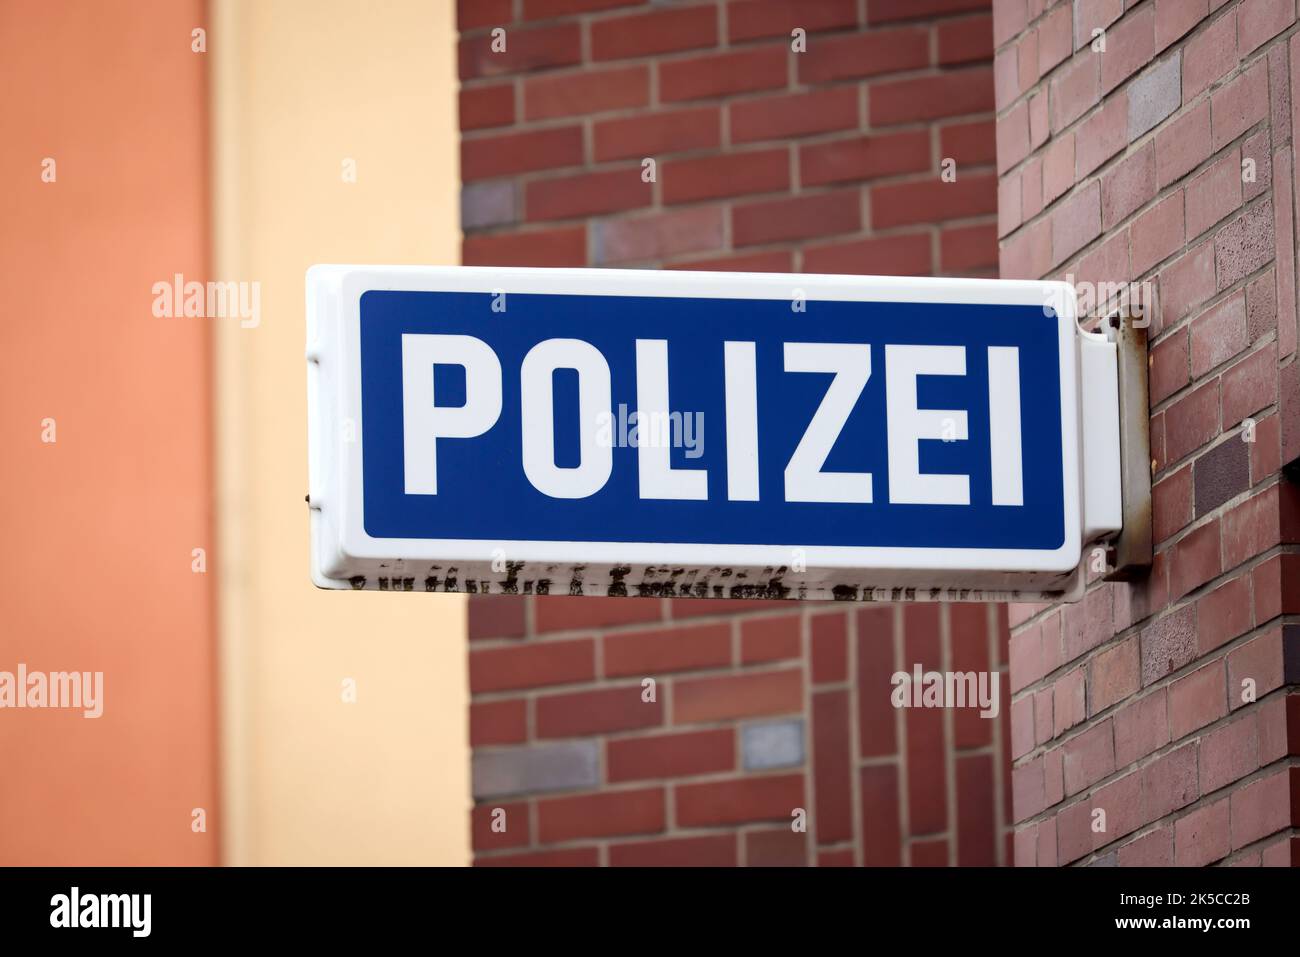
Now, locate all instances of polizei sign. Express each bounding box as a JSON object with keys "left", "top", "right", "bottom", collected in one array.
[{"left": 306, "top": 266, "right": 1130, "bottom": 601}]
